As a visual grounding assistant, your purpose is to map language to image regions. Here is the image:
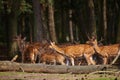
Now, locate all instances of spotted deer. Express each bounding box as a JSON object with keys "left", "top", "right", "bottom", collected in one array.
[
  {"left": 34, "top": 42, "right": 66, "bottom": 65},
  {"left": 13, "top": 34, "right": 43, "bottom": 63},
  {"left": 13, "top": 34, "right": 27, "bottom": 63},
  {"left": 88, "top": 37, "right": 120, "bottom": 64},
  {"left": 49, "top": 42, "right": 96, "bottom": 66},
  {"left": 40, "top": 52, "right": 66, "bottom": 65},
  {"left": 23, "top": 44, "right": 40, "bottom": 63}
]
